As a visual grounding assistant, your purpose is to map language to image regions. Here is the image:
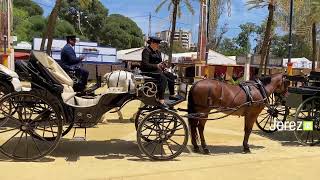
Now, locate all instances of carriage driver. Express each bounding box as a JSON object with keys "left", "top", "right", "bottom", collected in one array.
[
  {"left": 141, "top": 36, "right": 179, "bottom": 108},
  {"left": 60, "top": 35, "right": 89, "bottom": 89}
]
